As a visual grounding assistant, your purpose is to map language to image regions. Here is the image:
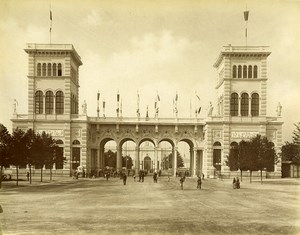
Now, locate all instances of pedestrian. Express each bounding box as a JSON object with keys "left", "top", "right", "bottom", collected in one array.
[
  {"left": 202, "top": 173, "right": 205, "bottom": 180},
  {"left": 133, "top": 174, "right": 136, "bottom": 182},
  {"left": 106, "top": 172, "right": 109, "bottom": 181},
  {"left": 153, "top": 172, "right": 158, "bottom": 183},
  {"left": 123, "top": 173, "right": 127, "bottom": 185},
  {"left": 236, "top": 177, "right": 240, "bottom": 189},
  {"left": 180, "top": 177, "right": 184, "bottom": 190},
  {"left": 141, "top": 171, "right": 144, "bottom": 182},
  {"left": 26, "top": 172, "right": 29, "bottom": 181},
  {"left": 232, "top": 177, "right": 236, "bottom": 189},
  {"left": 197, "top": 176, "right": 202, "bottom": 189}
]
